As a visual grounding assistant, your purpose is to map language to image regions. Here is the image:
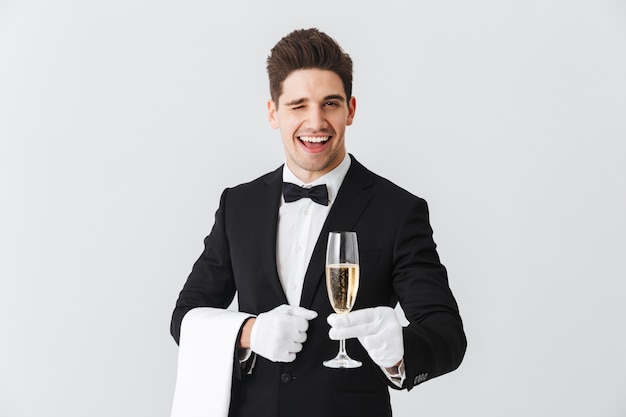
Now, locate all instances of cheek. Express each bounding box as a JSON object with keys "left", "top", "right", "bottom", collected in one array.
[
  {"left": 282, "top": 119, "right": 301, "bottom": 136},
  {"left": 280, "top": 129, "right": 297, "bottom": 146},
  {"left": 330, "top": 121, "right": 346, "bottom": 136}
]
